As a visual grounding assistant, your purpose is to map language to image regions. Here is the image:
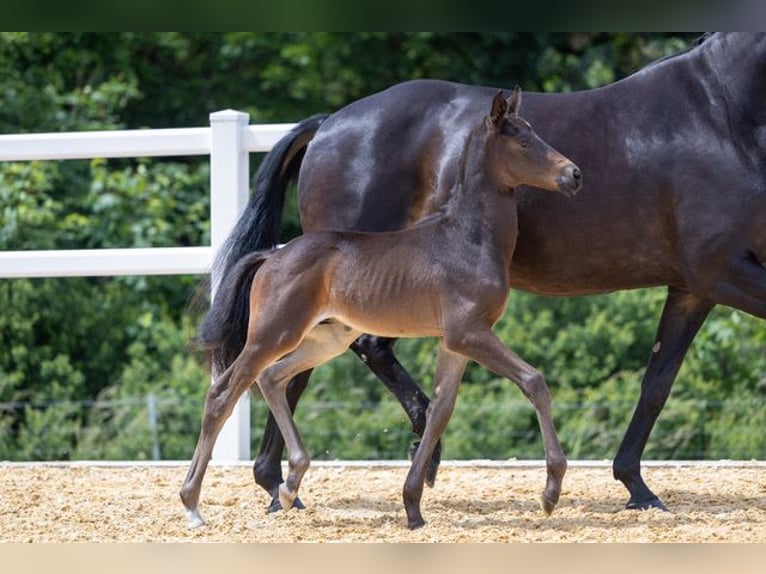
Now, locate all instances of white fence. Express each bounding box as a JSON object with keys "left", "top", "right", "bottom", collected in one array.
[{"left": 0, "top": 110, "right": 295, "bottom": 461}]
